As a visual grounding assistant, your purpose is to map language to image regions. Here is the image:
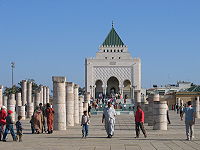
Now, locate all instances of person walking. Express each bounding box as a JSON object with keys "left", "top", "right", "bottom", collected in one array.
[
  {"left": 135, "top": 105, "right": 147, "bottom": 138},
  {"left": 46, "top": 103, "right": 54, "bottom": 134},
  {"left": 2, "top": 110, "right": 17, "bottom": 142},
  {"left": 181, "top": 101, "right": 195, "bottom": 141},
  {"left": 16, "top": 116, "right": 23, "bottom": 142},
  {"left": 81, "top": 111, "right": 90, "bottom": 138},
  {"left": 102, "top": 102, "right": 116, "bottom": 138},
  {"left": 0, "top": 106, "right": 7, "bottom": 141}
]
